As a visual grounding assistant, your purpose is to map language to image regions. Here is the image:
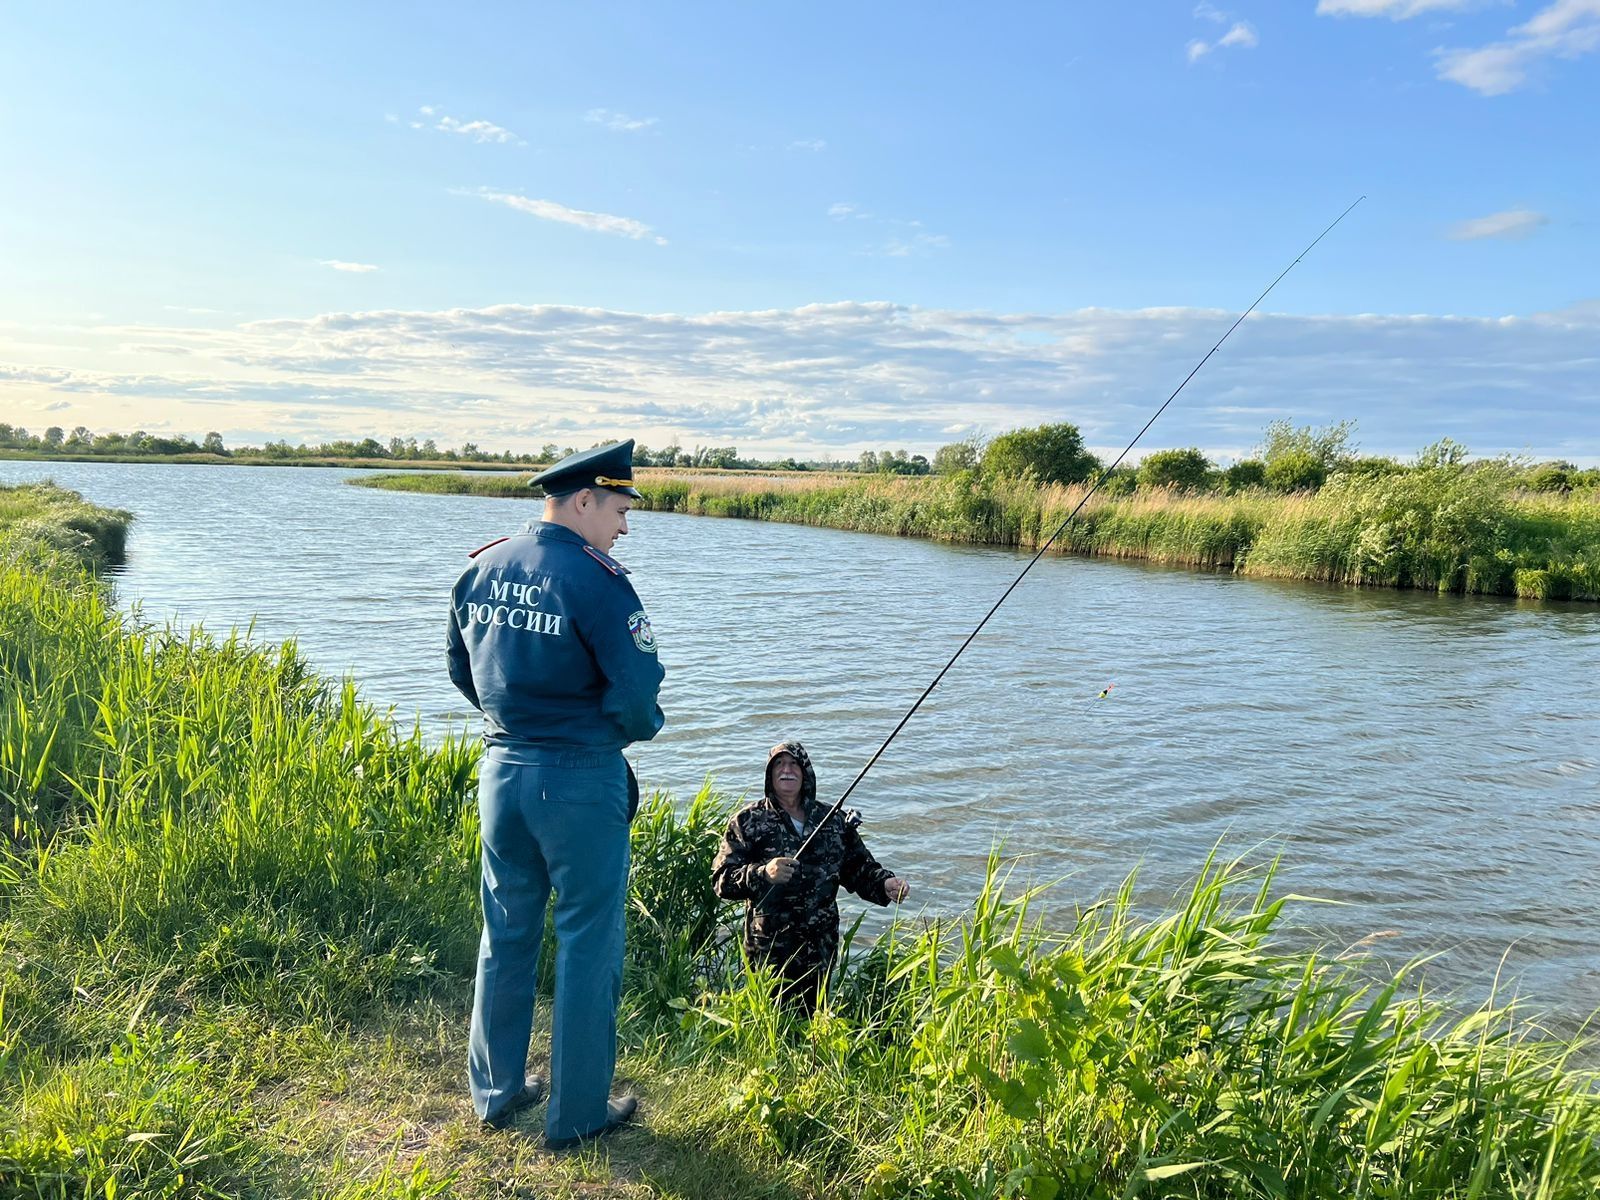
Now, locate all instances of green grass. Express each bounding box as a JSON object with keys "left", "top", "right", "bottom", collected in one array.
[
  {"left": 0, "top": 481, "right": 131, "bottom": 566},
  {"left": 352, "top": 465, "right": 1600, "bottom": 602},
  {"left": 5, "top": 489, "right": 1600, "bottom": 1197}
]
